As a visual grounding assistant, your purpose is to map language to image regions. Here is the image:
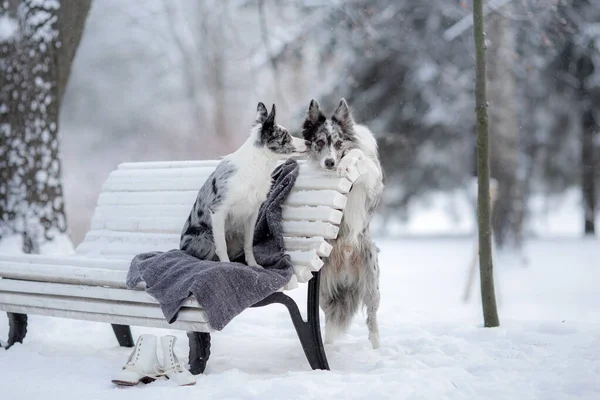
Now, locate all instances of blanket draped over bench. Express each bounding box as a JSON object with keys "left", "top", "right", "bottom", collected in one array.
[{"left": 126, "top": 159, "right": 298, "bottom": 331}]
